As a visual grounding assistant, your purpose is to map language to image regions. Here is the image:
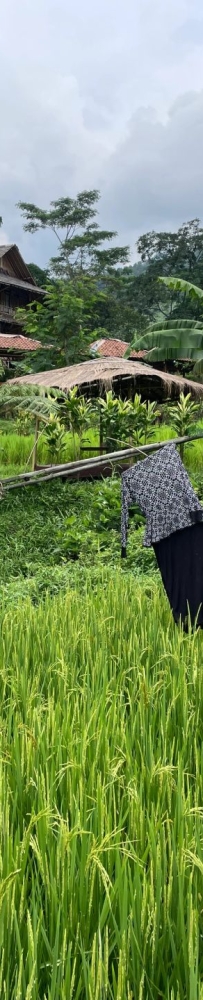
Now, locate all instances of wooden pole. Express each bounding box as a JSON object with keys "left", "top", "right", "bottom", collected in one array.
[
  {"left": 32, "top": 417, "right": 40, "bottom": 471},
  {"left": 99, "top": 410, "right": 103, "bottom": 455}
]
